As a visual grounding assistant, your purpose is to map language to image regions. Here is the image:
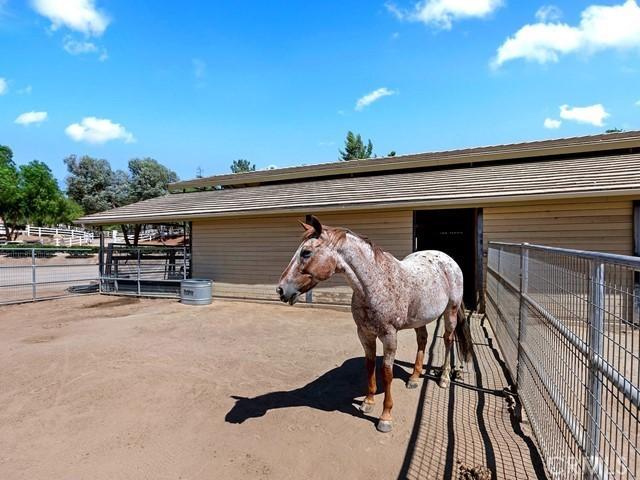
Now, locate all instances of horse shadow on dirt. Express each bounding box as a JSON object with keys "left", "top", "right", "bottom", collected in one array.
[{"left": 225, "top": 357, "right": 413, "bottom": 426}]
